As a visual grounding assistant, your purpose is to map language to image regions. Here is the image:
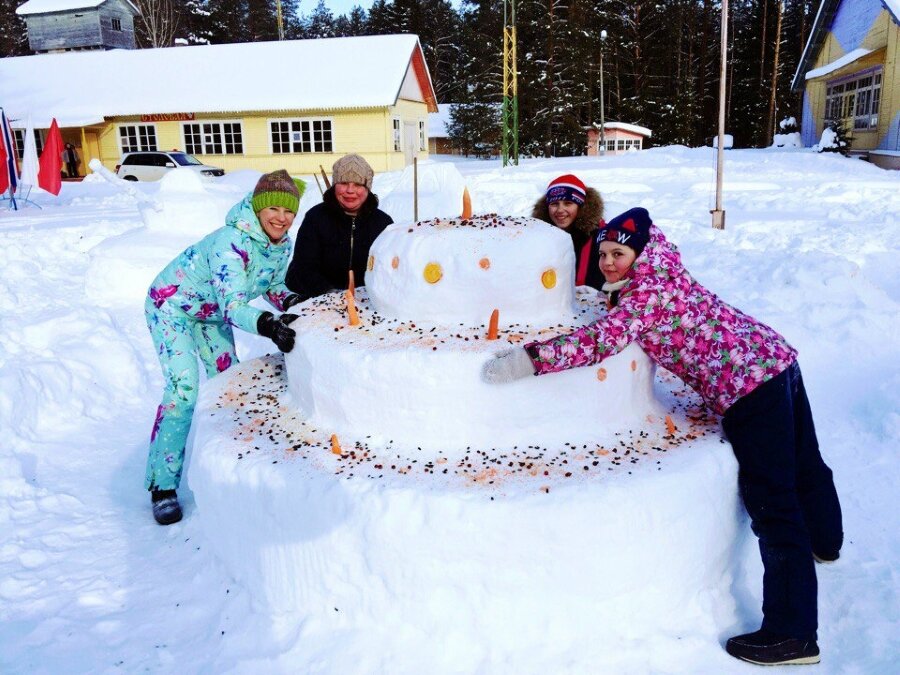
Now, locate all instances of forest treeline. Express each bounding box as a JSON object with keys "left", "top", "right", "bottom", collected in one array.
[{"left": 0, "top": 0, "right": 816, "bottom": 153}]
